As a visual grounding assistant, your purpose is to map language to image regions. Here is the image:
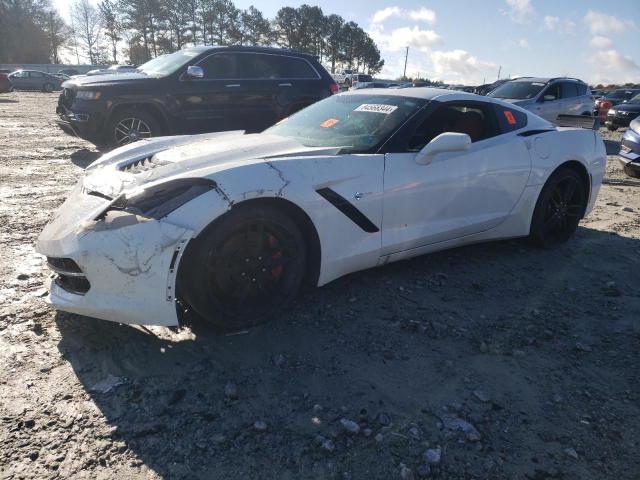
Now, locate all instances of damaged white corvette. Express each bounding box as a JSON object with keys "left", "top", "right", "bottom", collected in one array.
[{"left": 37, "top": 88, "right": 606, "bottom": 330}]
